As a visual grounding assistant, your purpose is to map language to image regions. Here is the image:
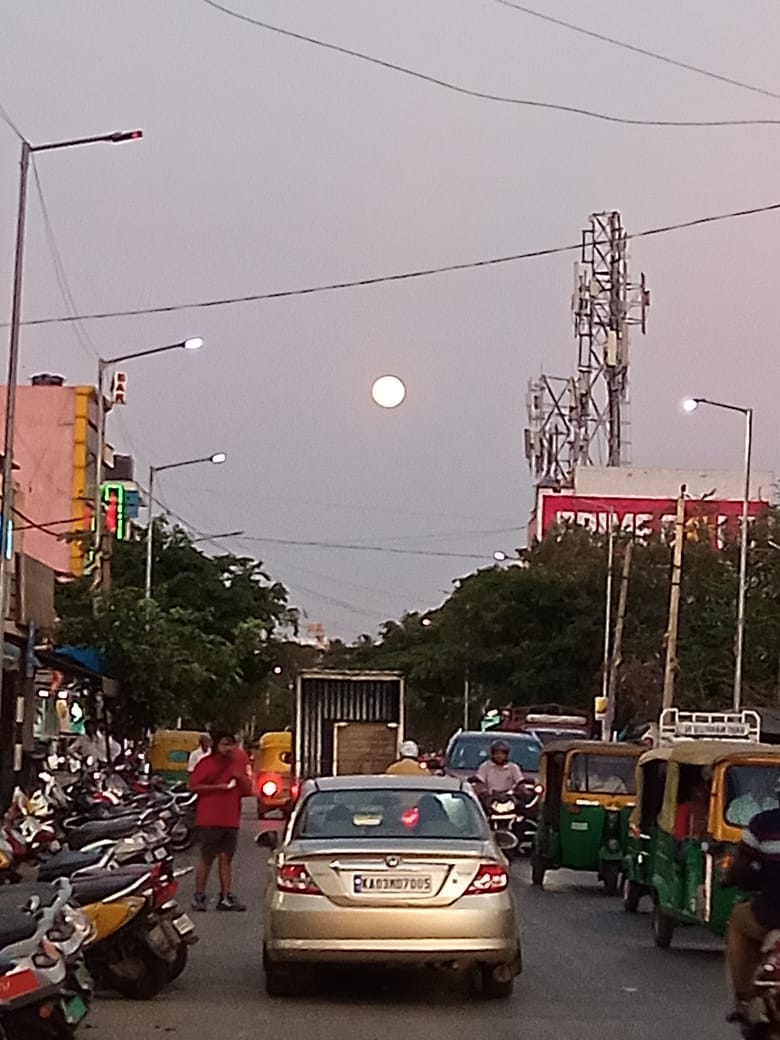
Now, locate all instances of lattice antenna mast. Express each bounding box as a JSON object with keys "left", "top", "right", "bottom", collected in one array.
[{"left": 572, "top": 211, "right": 650, "bottom": 467}]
